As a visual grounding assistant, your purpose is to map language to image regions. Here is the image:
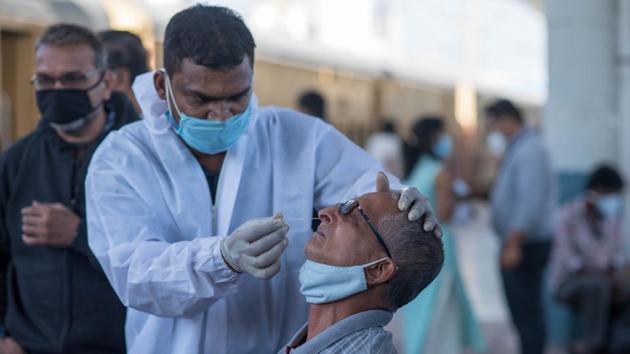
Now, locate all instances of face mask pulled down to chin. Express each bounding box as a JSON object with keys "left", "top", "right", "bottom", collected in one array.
[{"left": 298, "top": 257, "right": 389, "bottom": 304}]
